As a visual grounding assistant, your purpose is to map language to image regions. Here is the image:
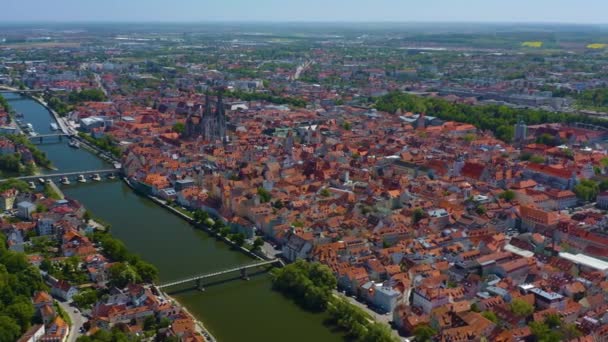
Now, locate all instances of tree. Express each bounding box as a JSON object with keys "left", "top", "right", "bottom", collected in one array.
[
  {"left": 481, "top": 311, "right": 498, "bottom": 323},
  {"left": 108, "top": 262, "right": 141, "bottom": 288},
  {"left": 499, "top": 190, "right": 516, "bottom": 202},
  {"left": 252, "top": 237, "right": 264, "bottom": 251},
  {"left": 529, "top": 321, "right": 562, "bottom": 342},
  {"left": 0, "top": 315, "right": 21, "bottom": 342},
  {"left": 232, "top": 233, "right": 246, "bottom": 247},
  {"left": 219, "top": 227, "right": 231, "bottom": 237},
  {"left": 6, "top": 300, "right": 35, "bottom": 331},
  {"left": 510, "top": 298, "right": 534, "bottom": 317},
  {"left": 257, "top": 187, "right": 271, "bottom": 203},
  {"left": 193, "top": 209, "right": 208, "bottom": 223},
  {"left": 412, "top": 208, "right": 425, "bottom": 223},
  {"left": 574, "top": 179, "right": 599, "bottom": 202},
  {"left": 133, "top": 260, "right": 159, "bottom": 283},
  {"left": 83, "top": 210, "right": 92, "bottom": 223},
  {"left": 413, "top": 324, "right": 437, "bottom": 342},
  {"left": 173, "top": 122, "right": 185, "bottom": 134},
  {"left": 72, "top": 289, "right": 99, "bottom": 310},
  {"left": 362, "top": 322, "right": 397, "bottom": 342},
  {"left": 529, "top": 155, "right": 545, "bottom": 164},
  {"left": 143, "top": 315, "right": 156, "bottom": 331}
]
